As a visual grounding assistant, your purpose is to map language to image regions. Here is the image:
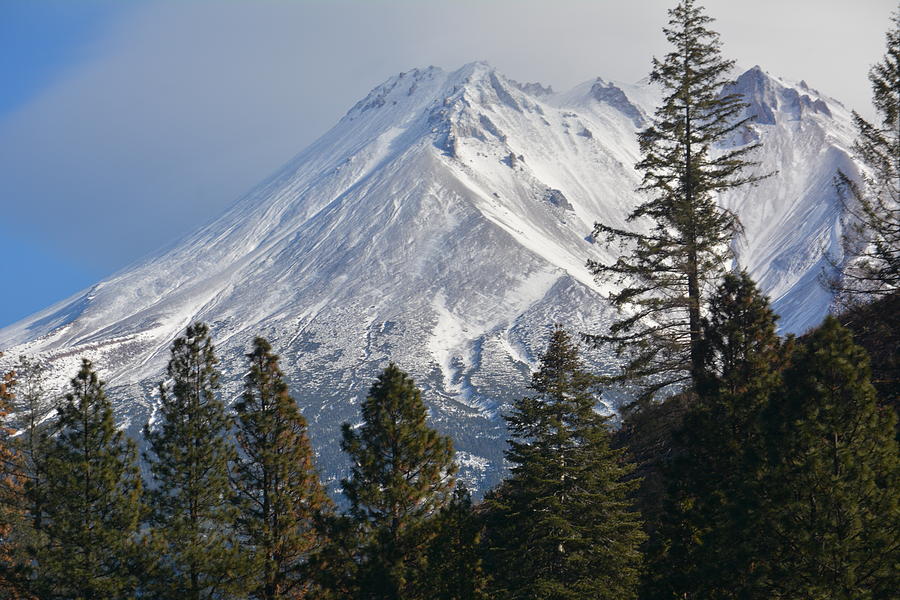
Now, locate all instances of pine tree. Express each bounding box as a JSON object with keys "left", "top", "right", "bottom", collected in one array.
[
  {"left": 143, "top": 323, "right": 249, "bottom": 600},
  {"left": 231, "top": 337, "right": 333, "bottom": 600},
  {"left": 35, "top": 359, "right": 143, "bottom": 600},
  {"left": 833, "top": 10, "right": 900, "bottom": 297},
  {"left": 425, "top": 485, "right": 489, "bottom": 600},
  {"left": 0, "top": 361, "right": 32, "bottom": 598},
  {"left": 484, "top": 328, "right": 645, "bottom": 600},
  {"left": 9, "top": 356, "right": 52, "bottom": 538},
  {"left": 647, "top": 272, "right": 787, "bottom": 599},
  {"left": 339, "top": 363, "right": 457, "bottom": 600},
  {"left": 761, "top": 317, "right": 899, "bottom": 599},
  {"left": 587, "top": 0, "right": 764, "bottom": 399}
]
